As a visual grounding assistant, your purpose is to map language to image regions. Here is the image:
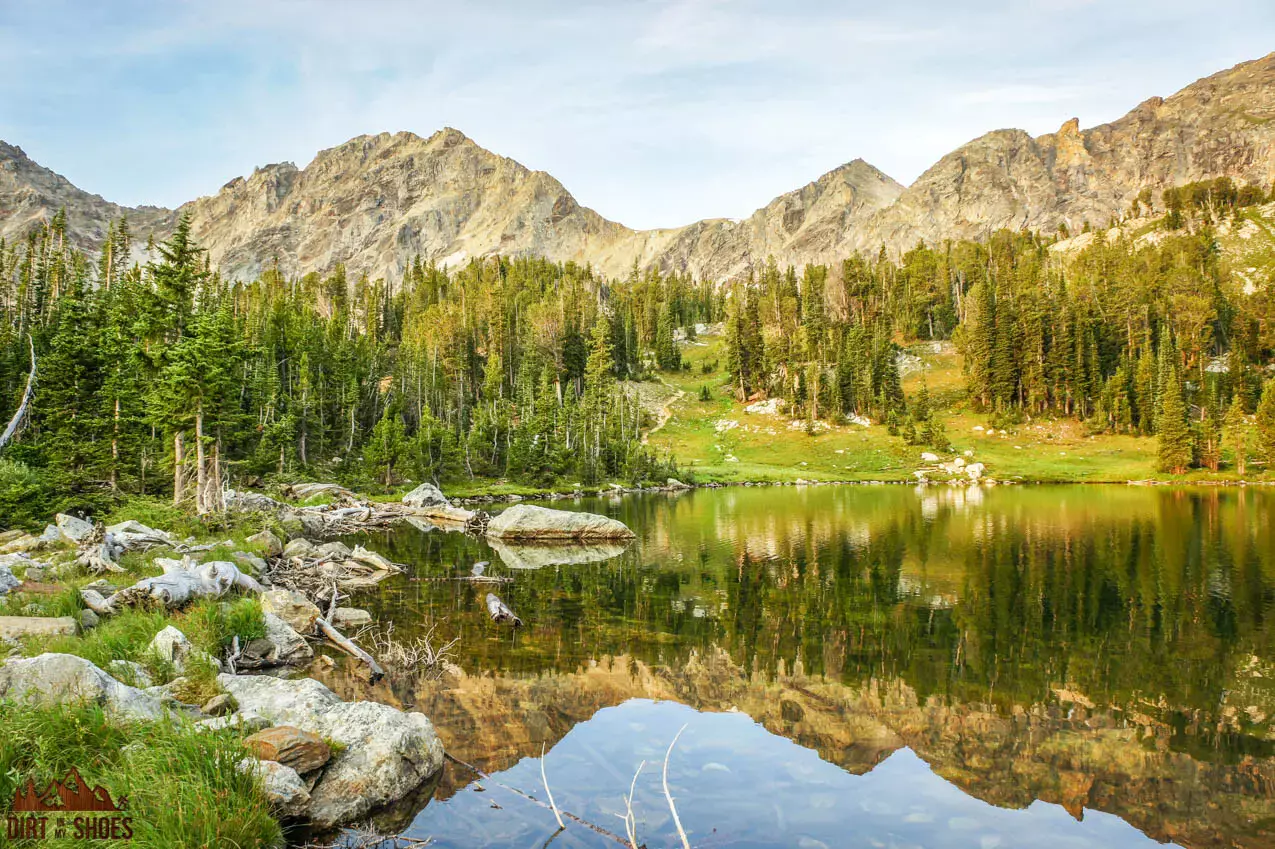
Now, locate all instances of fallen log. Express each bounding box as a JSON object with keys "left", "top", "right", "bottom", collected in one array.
[
  {"left": 91, "top": 557, "right": 263, "bottom": 613},
  {"left": 0, "top": 336, "right": 35, "bottom": 453},
  {"left": 486, "top": 592, "right": 522, "bottom": 627},
  {"left": 316, "top": 616, "right": 385, "bottom": 683}
]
